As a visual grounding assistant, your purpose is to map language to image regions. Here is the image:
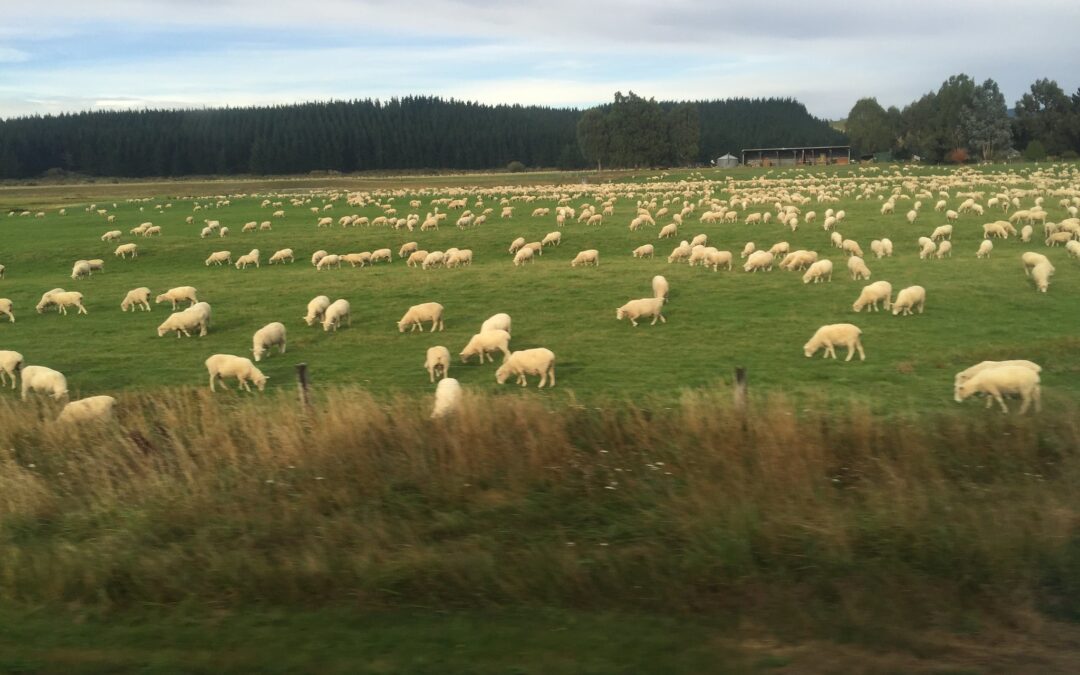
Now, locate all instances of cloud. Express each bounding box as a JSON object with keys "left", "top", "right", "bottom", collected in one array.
[{"left": 0, "top": 1, "right": 1077, "bottom": 119}]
